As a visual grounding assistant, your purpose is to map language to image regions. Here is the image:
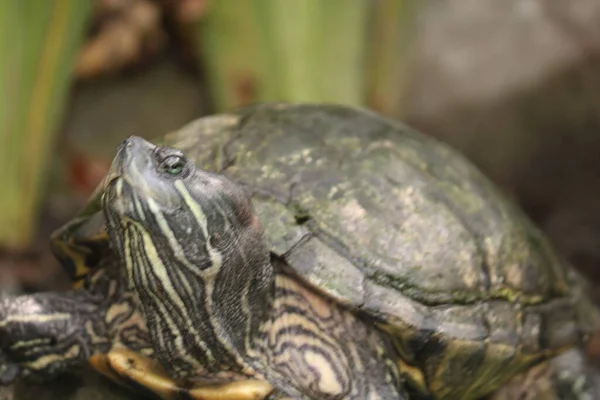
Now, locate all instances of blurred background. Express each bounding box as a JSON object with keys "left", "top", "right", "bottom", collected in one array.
[{"left": 1, "top": 0, "right": 600, "bottom": 394}]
